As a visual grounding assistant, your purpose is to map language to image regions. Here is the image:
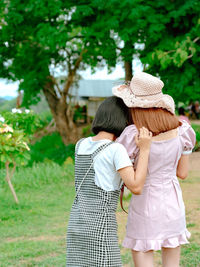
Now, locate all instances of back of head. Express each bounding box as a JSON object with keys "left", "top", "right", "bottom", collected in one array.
[
  {"left": 130, "top": 107, "right": 181, "bottom": 136},
  {"left": 92, "top": 96, "right": 129, "bottom": 137}
]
